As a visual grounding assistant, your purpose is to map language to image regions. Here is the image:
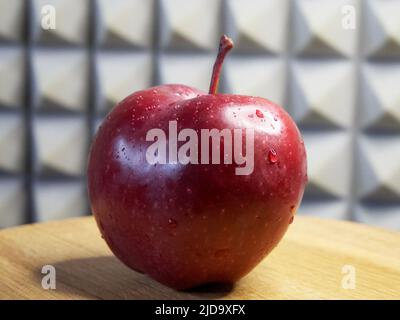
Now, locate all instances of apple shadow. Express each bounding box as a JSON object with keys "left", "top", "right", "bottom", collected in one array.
[{"left": 35, "top": 256, "right": 234, "bottom": 299}]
